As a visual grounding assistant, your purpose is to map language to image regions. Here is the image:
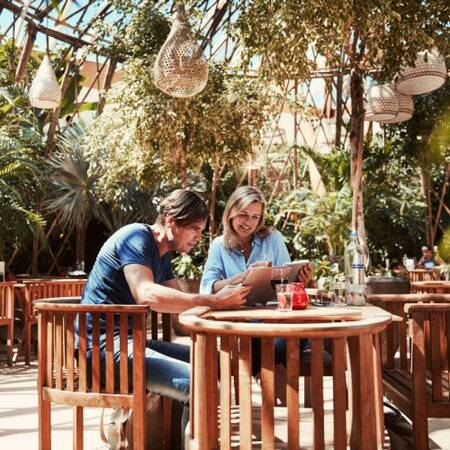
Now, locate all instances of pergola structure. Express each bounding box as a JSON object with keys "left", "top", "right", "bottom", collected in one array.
[{"left": 0, "top": 0, "right": 448, "bottom": 274}]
